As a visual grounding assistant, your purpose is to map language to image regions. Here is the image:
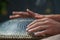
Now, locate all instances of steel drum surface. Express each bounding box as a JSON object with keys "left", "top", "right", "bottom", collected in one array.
[{"left": 0, "top": 18, "right": 35, "bottom": 38}]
